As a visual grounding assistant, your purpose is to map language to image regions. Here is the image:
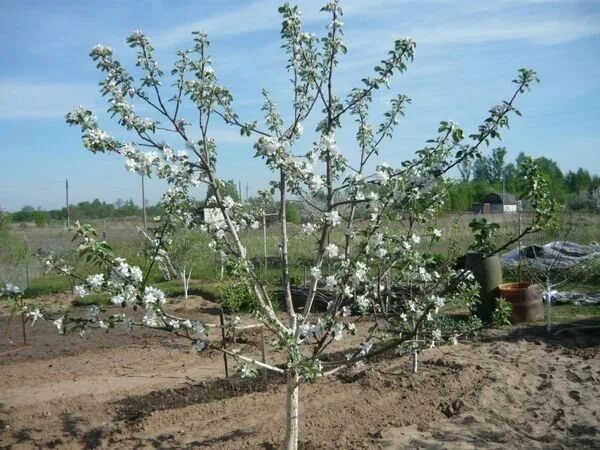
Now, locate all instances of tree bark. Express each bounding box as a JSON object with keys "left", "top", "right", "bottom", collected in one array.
[{"left": 283, "top": 371, "right": 300, "bottom": 450}]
